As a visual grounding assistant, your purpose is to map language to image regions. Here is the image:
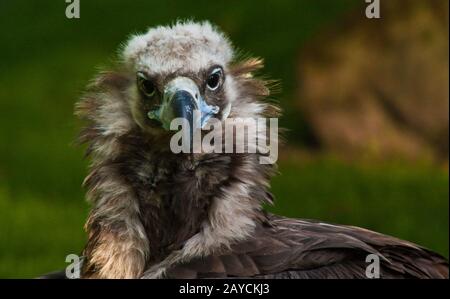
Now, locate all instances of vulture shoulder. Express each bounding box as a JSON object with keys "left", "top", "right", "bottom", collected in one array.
[{"left": 165, "top": 214, "right": 449, "bottom": 279}]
